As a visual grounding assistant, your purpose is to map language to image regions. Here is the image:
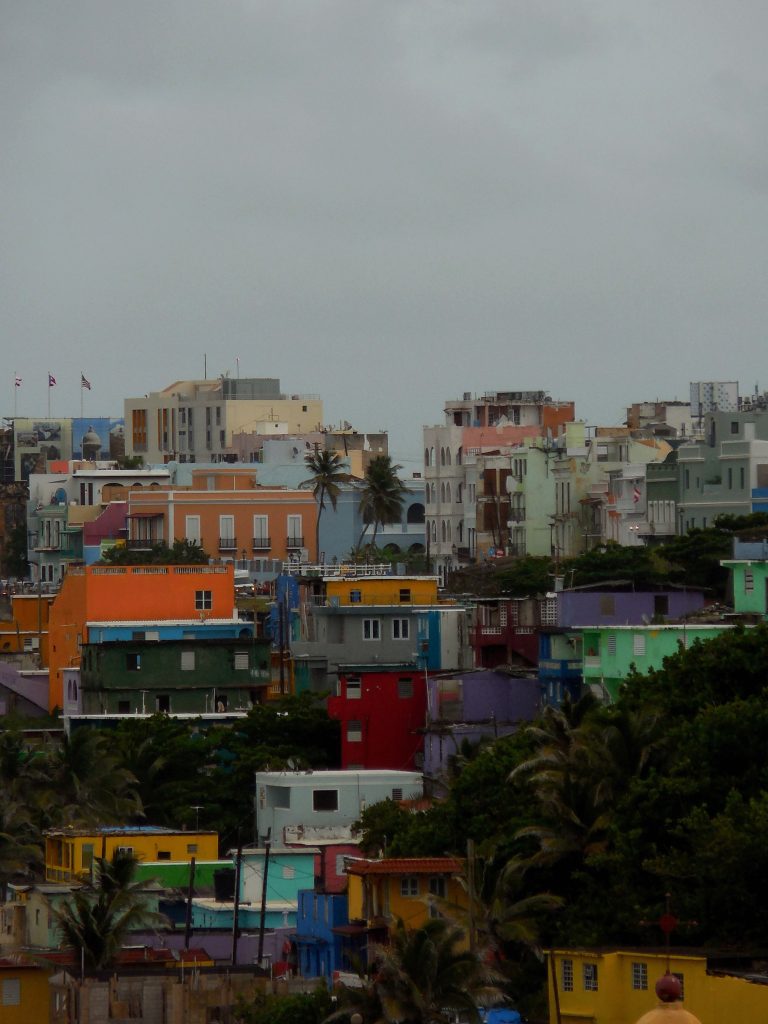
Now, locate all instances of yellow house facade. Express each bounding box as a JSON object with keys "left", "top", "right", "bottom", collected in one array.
[
  {"left": 547, "top": 948, "right": 768, "bottom": 1024},
  {"left": 325, "top": 575, "right": 440, "bottom": 607},
  {"left": 45, "top": 826, "right": 219, "bottom": 882},
  {"left": 0, "top": 959, "right": 49, "bottom": 1024},
  {"left": 346, "top": 857, "right": 466, "bottom": 931}
]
